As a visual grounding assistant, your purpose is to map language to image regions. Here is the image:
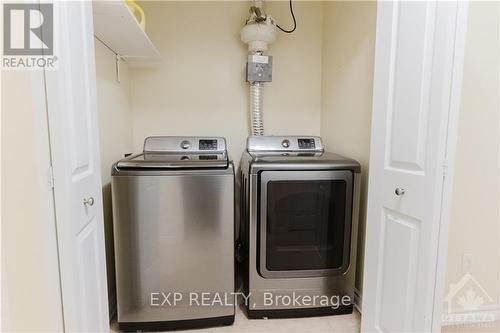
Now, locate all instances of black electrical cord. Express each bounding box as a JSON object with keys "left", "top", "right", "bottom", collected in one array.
[{"left": 276, "top": 0, "right": 296, "bottom": 33}]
